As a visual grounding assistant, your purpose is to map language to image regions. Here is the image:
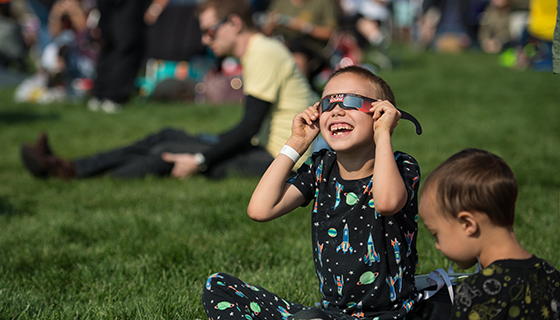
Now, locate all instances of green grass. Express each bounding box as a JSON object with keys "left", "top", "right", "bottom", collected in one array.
[{"left": 1, "top": 48, "right": 559, "bottom": 319}]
